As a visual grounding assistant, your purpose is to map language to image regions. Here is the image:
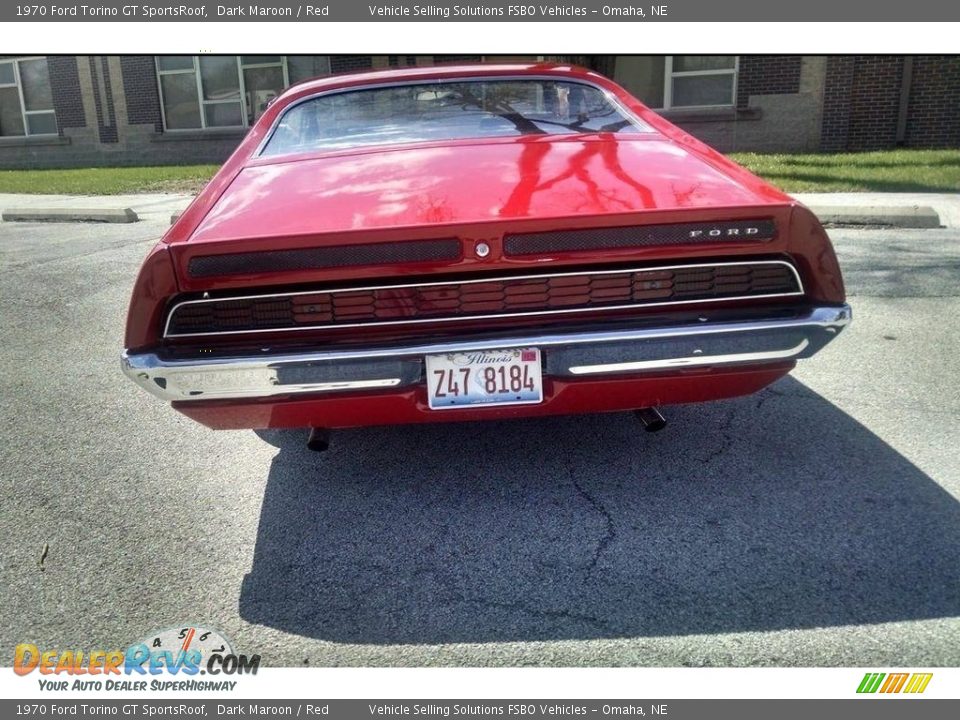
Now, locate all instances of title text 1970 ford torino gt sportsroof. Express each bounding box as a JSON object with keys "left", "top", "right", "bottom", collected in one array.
[{"left": 121, "top": 63, "right": 850, "bottom": 441}]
